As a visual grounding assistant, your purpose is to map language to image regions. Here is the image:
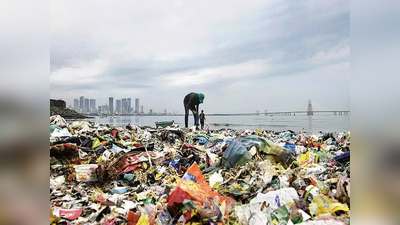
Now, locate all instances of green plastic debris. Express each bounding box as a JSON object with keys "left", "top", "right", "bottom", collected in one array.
[
  {"left": 271, "top": 205, "right": 290, "bottom": 224},
  {"left": 183, "top": 199, "right": 197, "bottom": 211},
  {"left": 143, "top": 196, "right": 155, "bottom": 205},
  {"left": 50, "top": 125, "right": 62, "bottom": 134},
  {"left": 92, "top": 138, "right": 101, "bottom": 149},
  {"left": 199, "top": 164, "right": 205, "bottom": 170},
  {"left": 291, "top": 216, "right": 303, "bottom": 224}
]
